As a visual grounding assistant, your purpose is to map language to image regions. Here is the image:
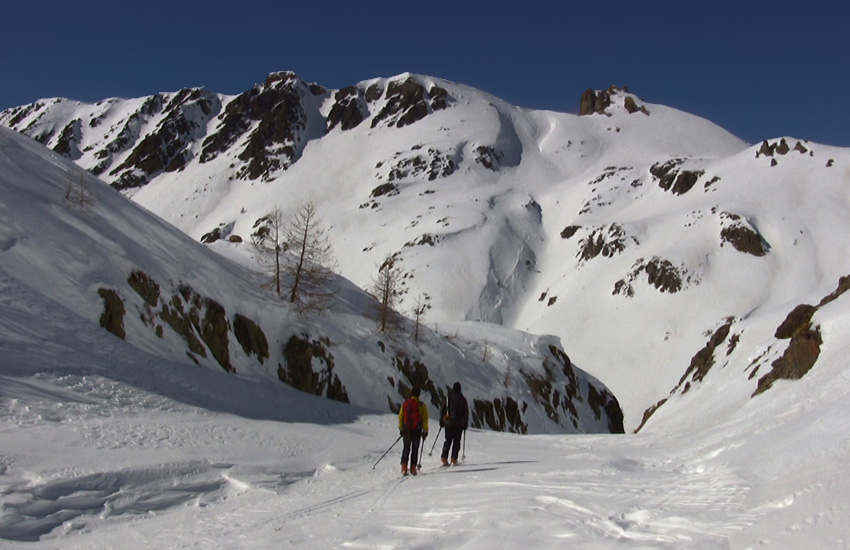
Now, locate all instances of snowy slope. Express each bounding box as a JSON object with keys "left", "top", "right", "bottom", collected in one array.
[
  {"left": 4, "top": 74, "right": 850, "bottom": 436},
  {"left": 2, "top": 99, "right": 850, "bottom": 547},
  {"left": 0, "top": 125, "right": 621, "bottom": 436}
]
